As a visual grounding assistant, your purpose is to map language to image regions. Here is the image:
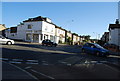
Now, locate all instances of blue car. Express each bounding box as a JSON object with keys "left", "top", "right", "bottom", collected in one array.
[{"left": 82, "top": 43, "right": 109, "bottom": 56}]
